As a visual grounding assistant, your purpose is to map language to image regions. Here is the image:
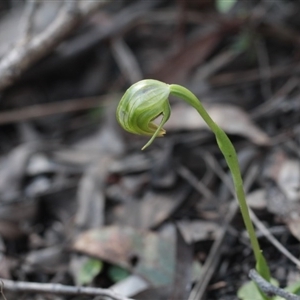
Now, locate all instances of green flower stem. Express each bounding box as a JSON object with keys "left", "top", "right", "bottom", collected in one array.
[
  {"left": 116, "top": 79, "right": 271, "bottom": 295},
  {"left": 169, "top": 84, "right": 270, "bottom": 282}
]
